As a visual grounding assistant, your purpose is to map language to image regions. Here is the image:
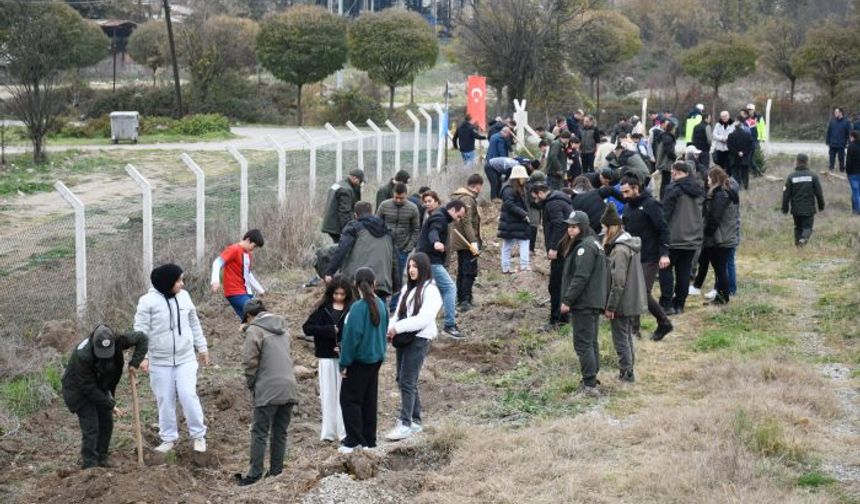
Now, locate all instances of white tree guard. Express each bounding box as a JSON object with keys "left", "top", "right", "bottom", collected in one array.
[
  {"left": 324, "top": 123, "right": 344, "bottom": 181},
  {"left": 405, "top": 109, "right": 421, "bottom": 175},
  {"left": 125, "top": 164, "right": 153, "bottom": 282},
  {"left": 54, "top": 181, "right": 87, "bottom": 320},
  {"left": 513, "top": 99, "right": 527, "bottom": 146},
  {"left": 385, "top": 120, "right": 401, "bottom": 175},
  {"left": 641, "top": 98, "right": 648, "bottom": 125},
  {"left": 418, "top": 107, "right": 433, "bottom": 174},
  {"left": 180, "top": 153, "right": 206, "bottom": 267},
  {"left": 345, "top": 121, "right": 365, "bottom": 173},
  {"left": 366, "top": 119, "right": 384, "bottom": 182},
  {"left": 266, "top": 135, "right": 287, "bottom": 208},
  {"left": 228, "top": 147, "right": 249, "bottom": 234},
  {"left": 433, "top": 103, "right": 446, "bottom": 172},
  {"left": 765, "top": 98, "right": 773, "bottom": 155}
]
